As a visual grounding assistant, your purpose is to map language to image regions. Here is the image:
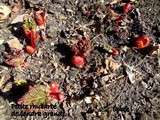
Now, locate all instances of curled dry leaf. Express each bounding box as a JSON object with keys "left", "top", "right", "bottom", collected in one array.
[
  {"left": 121, "top": 46, "right": 130, "bottom": 53},
  {"left": 0, "top": 96, "right": 10, "bottom": 120},
  {"left": 84, "top": 95, "right": 101, "bottom": 104},
  {"left": 7, "top": 37, "right": 23, "bottom": 50},
  {"left": 104, "top": 57, "right": 121, "bottom": 72},
  {"left": 0, "top": 4, "right": 11, "bottom": 22},
  {"left": 97, "top": 57, "right": 121, "bottom": 75},
  {"left": 84, "top": 96, "right": 92, "bottom": 104},
  {"left": 2, "top": 82, "right": 12, "bottom": 93}
]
